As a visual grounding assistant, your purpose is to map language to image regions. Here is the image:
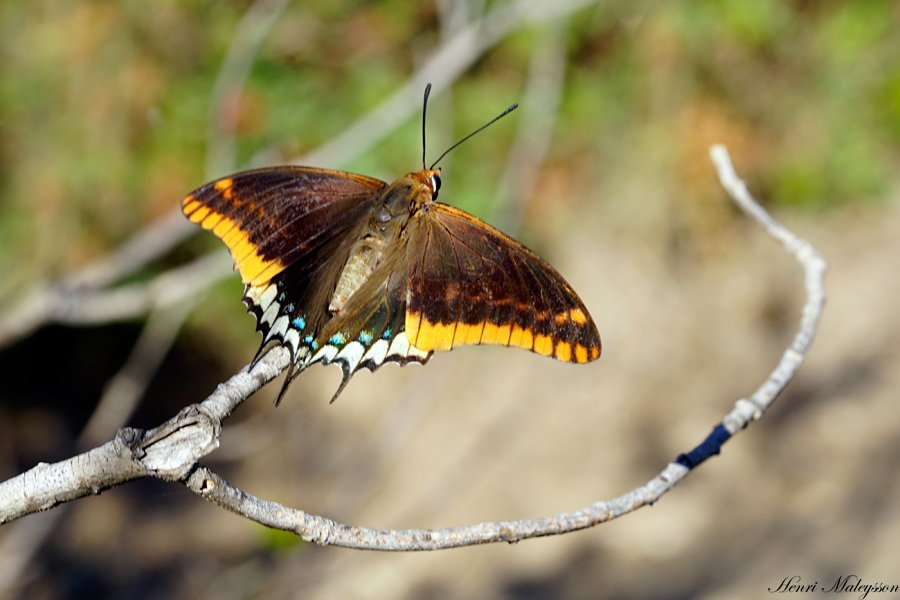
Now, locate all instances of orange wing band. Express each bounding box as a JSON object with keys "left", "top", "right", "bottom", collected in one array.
[
  {"left": 182, "top": 193, "right": 285, "bottom": 286},
  {"left": 405, "top": 311, "right": 600, "bottom": 363}
]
